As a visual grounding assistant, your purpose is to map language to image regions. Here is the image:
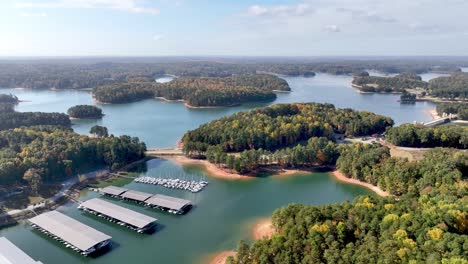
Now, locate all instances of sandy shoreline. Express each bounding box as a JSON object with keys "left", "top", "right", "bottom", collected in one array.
[
  {"left": 425, "top": 109, "right": 441, "bottom": 120},
  {"left": 331, "top": 170, "right": 390, "bottom": 197},
  {"left": 166, "top": 156, "right": 313, "bottom": 181},
  {"left": 252, "top": 218, "right": 275, "bottom": 240},
  {"left": 207, "top": 251, "right": 236, "bottom": 264},
  {"left": 166, "top": 156, "right": 255, "bottom": 180},
  {"left": 167, "top": 156, "right": 389, "bottom": 196}
]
